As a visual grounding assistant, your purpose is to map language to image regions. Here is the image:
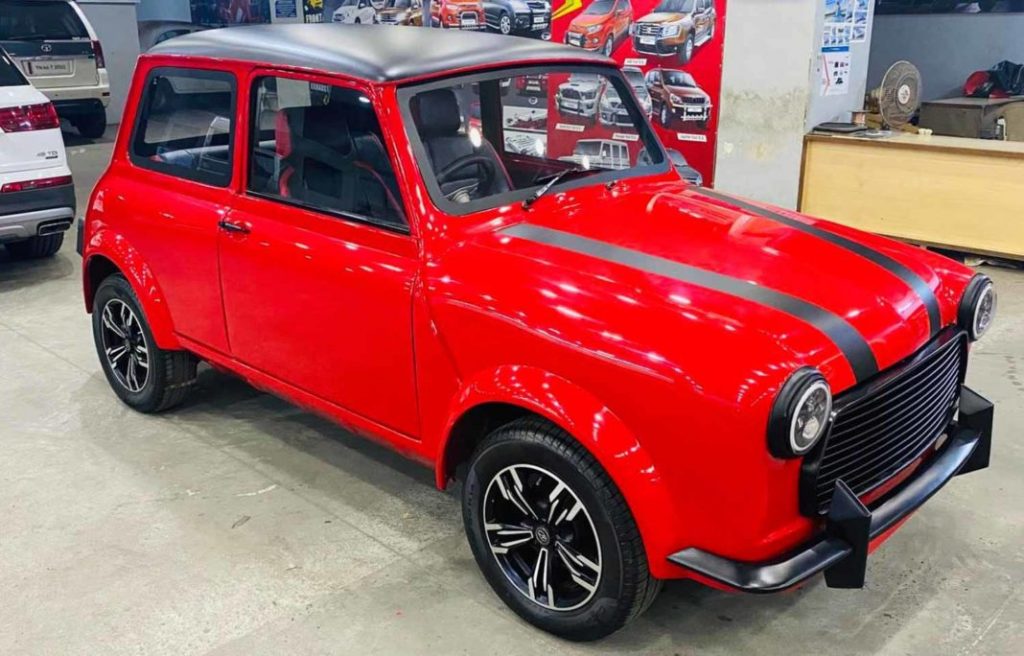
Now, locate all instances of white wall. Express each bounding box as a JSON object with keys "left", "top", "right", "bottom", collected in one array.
[
  {"left": 714, "top": 0, "right": 818, "bottom": 208},
  {"left": 136, "top": 0, "right": 191, "bottom": 22},
  {"left": 870, "top": 14, "right": 1023, "bottom": 101},
  {"left": 78, "top": 0, "right": 141, "bottom": 124},
  {"left": 715, "top": 0, "right": 875, "bottom": 209}
]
